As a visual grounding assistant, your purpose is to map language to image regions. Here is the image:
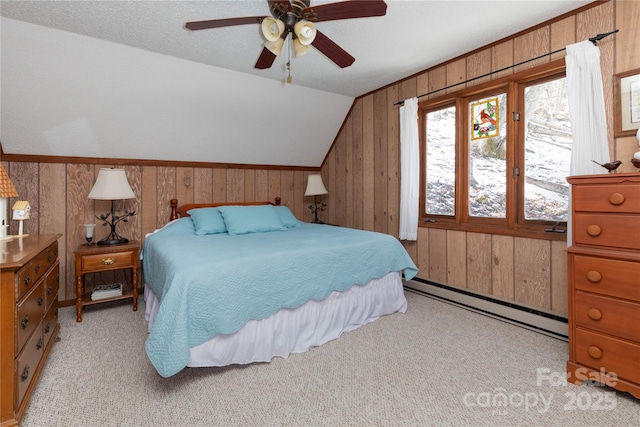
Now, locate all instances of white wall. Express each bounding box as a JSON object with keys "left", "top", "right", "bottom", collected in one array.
[{"left": 0, "top": 18, "right": 354, "bottom": 167}]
